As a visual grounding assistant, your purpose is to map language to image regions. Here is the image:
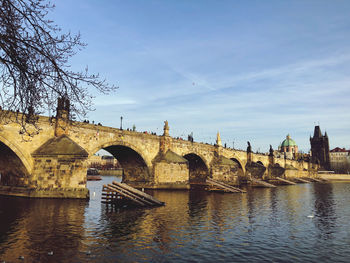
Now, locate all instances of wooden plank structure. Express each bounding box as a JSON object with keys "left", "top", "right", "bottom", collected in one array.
[
  {"left": 102, "top": 181, "right": 165, "bottom": 207},
  {"left": 306, "top": 177, "right": 324, "bottom": 182},
  {"left": 206, "top": 178, "right": 246, "bottom": 193},
  {"left": 317, "top": 177, "right": 329, "bottom": 182},
  {"left": 250, "top": 178, "right": 277, "bottom": 188},
  {"left": 294, "top": 178, "right": 310, "bottom": 183},
  {"left": 275, "top": 177, "right": 297, "bottom": 185}
]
